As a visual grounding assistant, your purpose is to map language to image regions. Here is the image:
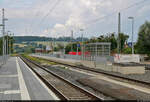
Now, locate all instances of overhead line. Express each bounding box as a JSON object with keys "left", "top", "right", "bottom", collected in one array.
[
  {"left": 29, "top": 0, "right": 53, "bottom": 34},
  {"left": 38, "top": 0, "right": 61, "bottom": 27},
  {"left": 84, "top": 0, "right": 149, "bottom": 29}
]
